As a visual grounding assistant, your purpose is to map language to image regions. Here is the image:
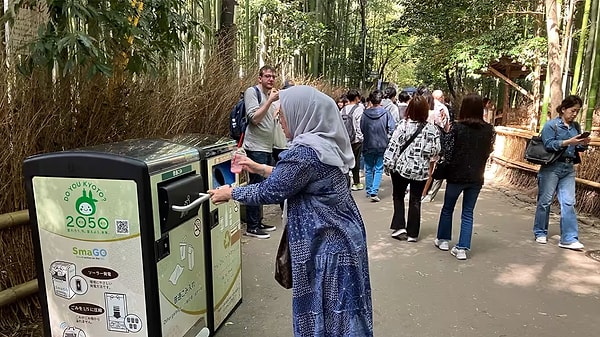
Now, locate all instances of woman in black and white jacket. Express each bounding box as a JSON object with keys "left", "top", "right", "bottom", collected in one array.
[{"left": 383, "top": 95, "right": 440, "bottom": 242}]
